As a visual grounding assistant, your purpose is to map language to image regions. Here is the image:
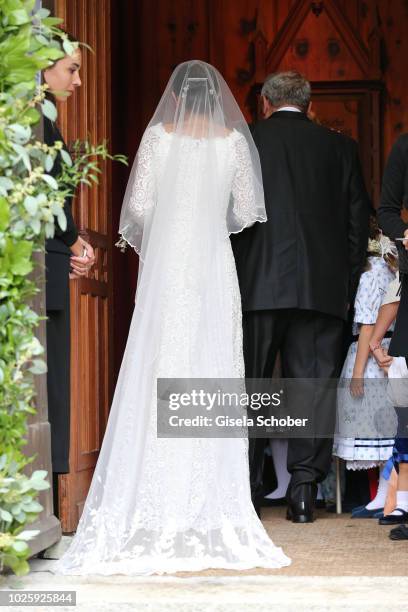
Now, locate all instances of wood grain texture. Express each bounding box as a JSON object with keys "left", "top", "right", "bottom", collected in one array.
[{"left": 55, "top": 0, "right": 113, "bottom": 532}]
